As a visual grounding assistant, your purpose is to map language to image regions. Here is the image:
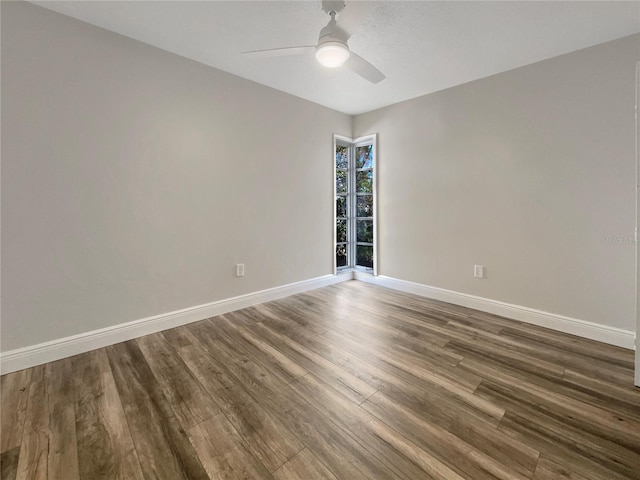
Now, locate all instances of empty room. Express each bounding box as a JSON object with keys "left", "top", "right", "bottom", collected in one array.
[{"left": 1, "top": 1, "right": 639, "bottom": 479}]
